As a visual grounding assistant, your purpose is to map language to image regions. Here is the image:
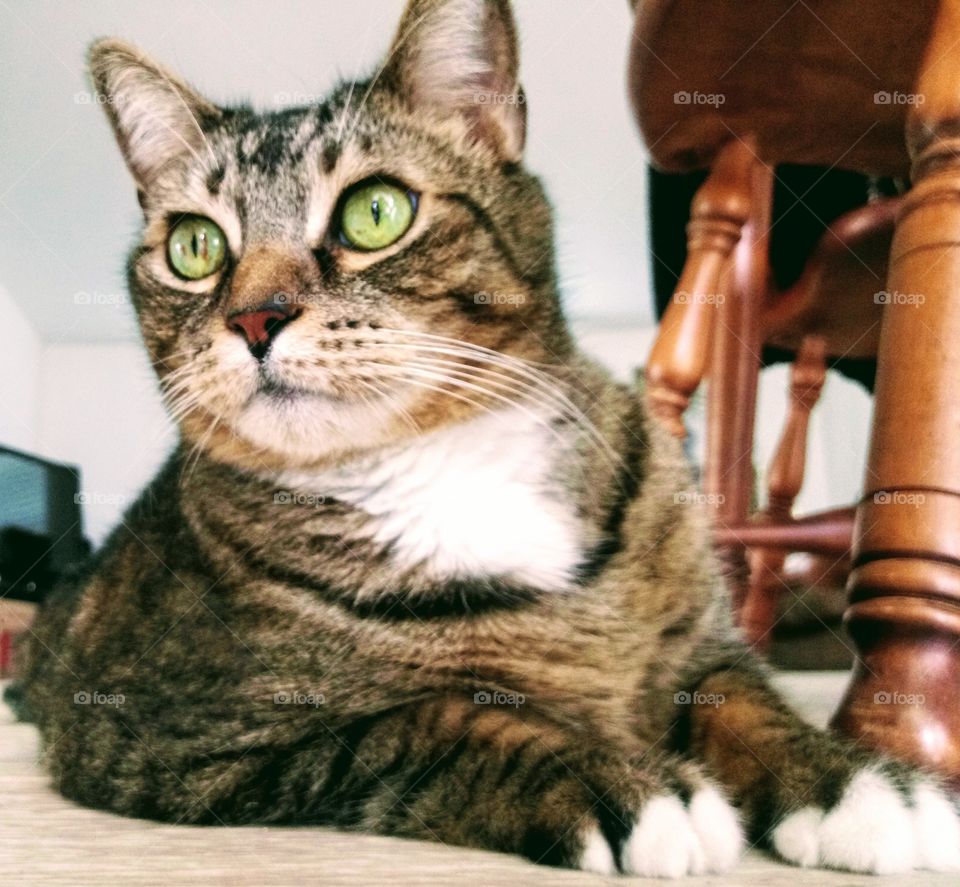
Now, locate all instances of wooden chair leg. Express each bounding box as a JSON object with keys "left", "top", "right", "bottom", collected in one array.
[
  {"left": 740, "top": 336, "right": 828, "bottom": 648},
  {"left": 703, "top": 150, "right": 772, "bottom": 611},
  {"left": 645, "top": 139, "right": 755, "bottom": 437},
  {"left": 831, "top": 10, "right": 960, "bottom": 783},
  {"left": 742, "top": 546, "right": 788, "bottom": 650}
]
